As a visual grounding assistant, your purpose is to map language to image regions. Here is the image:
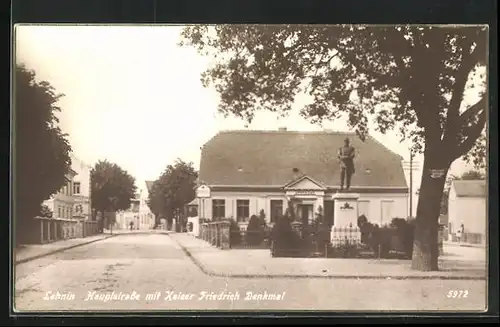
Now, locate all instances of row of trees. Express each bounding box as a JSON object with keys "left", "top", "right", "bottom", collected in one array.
[
  {"left": 180, "top": 25, "right": 488, "bottom": 271},
  {"left": 90, "top": 160, "right": 137, "bottom": 231},
  {"left": 147, "top": 159, "right": 198, "bottom": 228},
  {"left": 15, "top": 64, "right": 137, "bottom": 243}
]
